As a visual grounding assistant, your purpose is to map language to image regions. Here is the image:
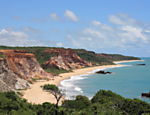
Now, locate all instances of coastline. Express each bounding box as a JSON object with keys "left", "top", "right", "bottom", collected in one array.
[
  {"left": 114, "top": 59, "right": 144, "bottom": 64},
  {"left": 21, "top": 60, "right": 141, "bottom": 104}
]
